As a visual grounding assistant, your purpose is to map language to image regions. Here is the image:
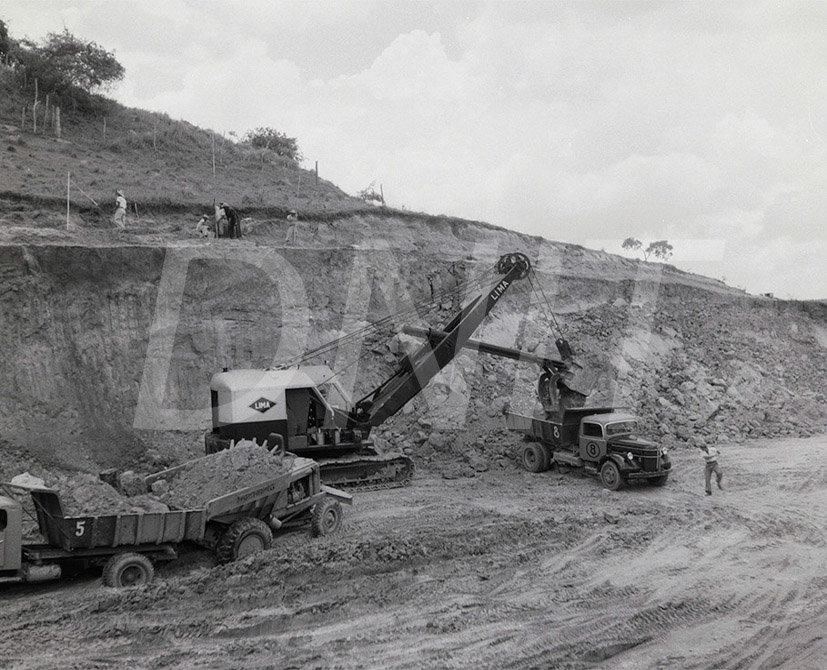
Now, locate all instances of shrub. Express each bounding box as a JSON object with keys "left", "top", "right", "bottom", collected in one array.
[{"left": 241, "top": 127, "right": 303, "bottom": 161}]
